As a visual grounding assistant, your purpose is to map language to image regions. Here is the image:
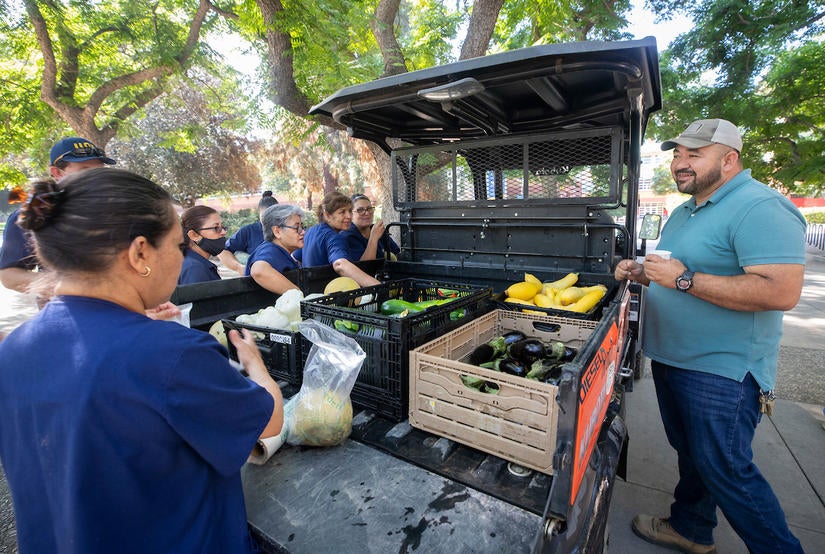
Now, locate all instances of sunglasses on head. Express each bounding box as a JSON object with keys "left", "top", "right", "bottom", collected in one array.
[{"left": 52, "top": 145, "right": 106, "bottom": 164}]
